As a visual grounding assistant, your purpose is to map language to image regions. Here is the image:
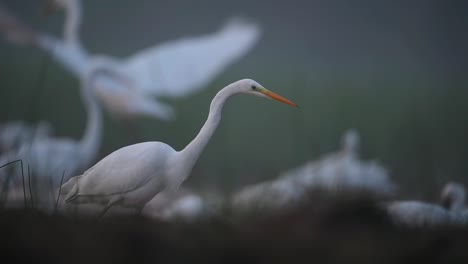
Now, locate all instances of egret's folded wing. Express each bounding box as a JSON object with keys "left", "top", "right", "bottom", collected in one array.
[
  {"left": 70, "top": 142, "right": 172, "bottom": 197},
  {"left": 122, "top": 17, "right": 261, "bottom": 97}
]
